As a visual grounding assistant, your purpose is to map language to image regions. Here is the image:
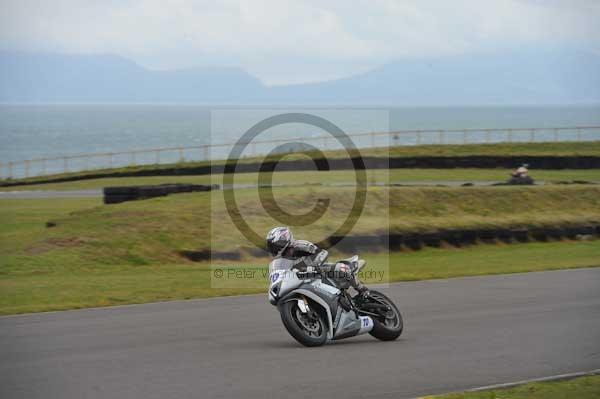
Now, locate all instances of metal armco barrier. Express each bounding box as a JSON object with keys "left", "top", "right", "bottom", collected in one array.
[{"left": 2, "top": 125, "right": 599, "bottom": 180}]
